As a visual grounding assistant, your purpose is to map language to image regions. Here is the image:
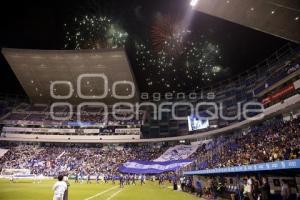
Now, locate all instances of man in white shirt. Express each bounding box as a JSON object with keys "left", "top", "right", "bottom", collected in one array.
[
  {"left": 245, "top": 177, "right": 254, "bottom": 200},
  {"left": 52, "top": 175, "right": 68, "bottom": 200}
]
